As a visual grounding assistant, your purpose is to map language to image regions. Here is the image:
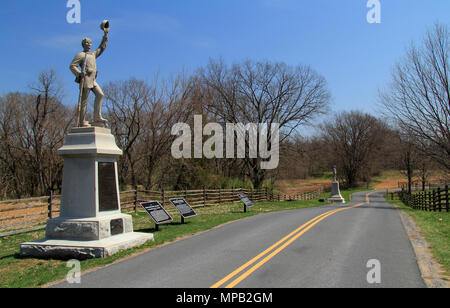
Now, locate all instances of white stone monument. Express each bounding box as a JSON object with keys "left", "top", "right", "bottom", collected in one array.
[
  {"left": 327, "top": 166, "right": 345, "bottom": 204},
  {"left": 20, "top": 127, "right": 153, "bottom": 259},
  {"left": 20, "top": 21, "right": 153, "bottom": 259}
]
